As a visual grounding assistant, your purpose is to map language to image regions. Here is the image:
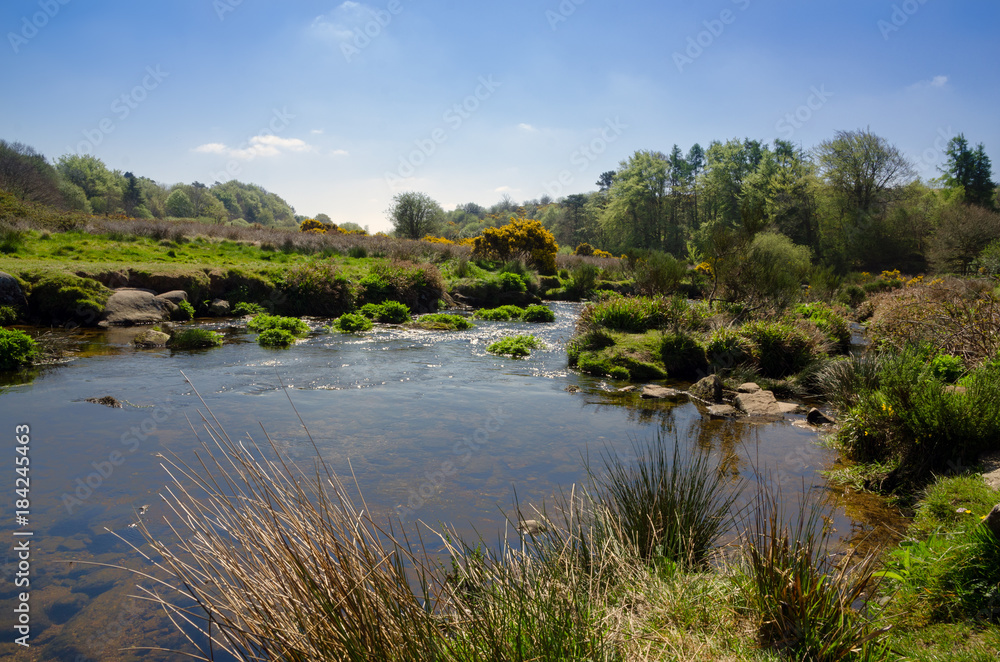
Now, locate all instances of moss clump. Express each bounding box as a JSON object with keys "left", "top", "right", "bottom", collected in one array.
[
  {"left": 247, "top": 314, "right": 310, "bottom": 336},
  {"left": 25, "top": 272, "right": 110, "bottom": 326},
  {"left": 487, "top": 335, "right": 542, "bottom": 358},
  {"left": 0, "top": 306, "right": 19, "bottom": 325},
  {"left": 521, "top": 304, "right": 556, "bottom": 323},
  {"left": 331, "top": 313, "right": 373, "bottom": 333},
  {"left": 358, "top": 301, "right": 410, "bottom": 324},
  {"left": 257, "top": 328, "right": 297, "bottom": 347},
  {"left": 659, "top": 332, "right": 708, "bottom": 380},
  {"left": 409, "top": 314, "right": 473, "bottom": 331},
  {"left": 0, "top": 328, "right": 37, "bottom": 370},
  {"left": 474, "top": 305, "right": 525, "bottom": 321},
  {"left": 168, "top": 328, "right": 223, "bottom": 350},
  {"left": 232, "top": 302, "right": 266, "bottom": 316}
]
